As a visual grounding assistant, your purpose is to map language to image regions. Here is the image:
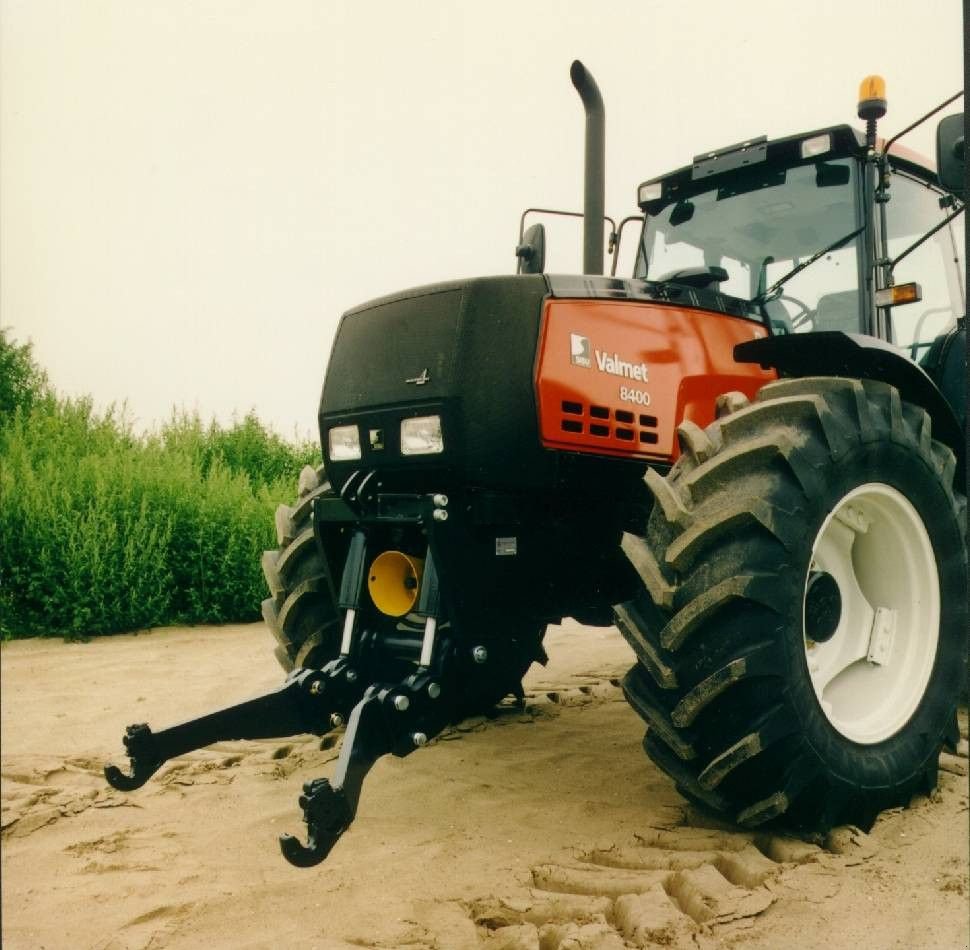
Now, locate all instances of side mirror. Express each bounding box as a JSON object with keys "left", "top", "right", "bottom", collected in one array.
[
  {"left": 936, "top": 113, "right": 965, "bottom": 197},
  {"left": 515, "top": 223, "right": 546, "bottom": 274}
]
